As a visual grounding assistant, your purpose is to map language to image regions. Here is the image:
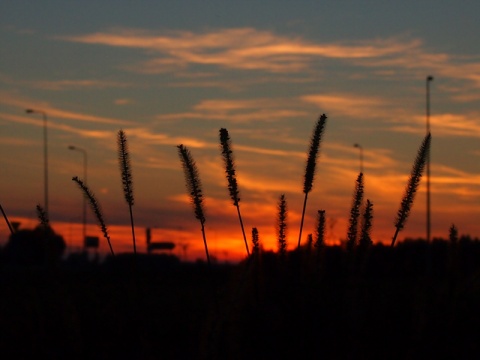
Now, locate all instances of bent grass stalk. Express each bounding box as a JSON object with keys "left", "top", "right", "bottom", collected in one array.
[
  {"left": 72, "top": 176, "right": 114, "bottom": 256},
  {"left": 298, "top": 114, "right": 327, "bottom": 249},
  {"left": 219, "top": 128, "right": 249, "bottom": 256},
  {"left": 391, "top": 132, "right": 431, "bottom": 247},
  {"left": 1, "top": 203, "right": 15, "bottom": 235},
  {"left": 117, "top": 129, "right": 136, "bottom": 255},
  {"left": 177, "top": 144, "right": 211, "bottom": 266}
]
